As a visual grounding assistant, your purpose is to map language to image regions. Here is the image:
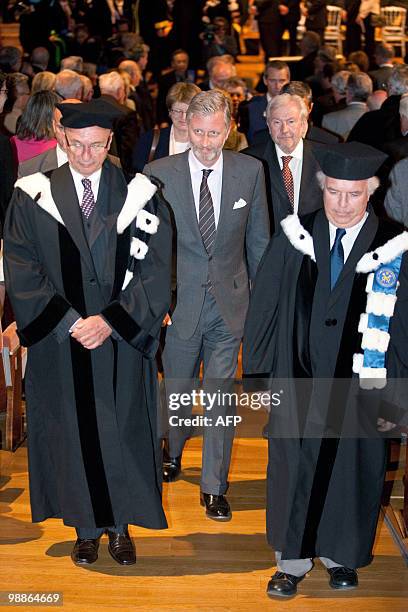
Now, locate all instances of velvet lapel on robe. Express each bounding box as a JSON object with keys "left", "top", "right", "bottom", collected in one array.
[{"left": 50, "top": 163, "right": 96, "bottom": 278}]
